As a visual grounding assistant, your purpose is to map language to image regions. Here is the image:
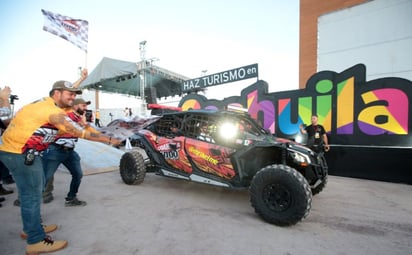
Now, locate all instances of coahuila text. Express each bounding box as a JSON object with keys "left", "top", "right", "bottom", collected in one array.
[{"left": 179, "top": 64, "right": 411, "bottom": 147}]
